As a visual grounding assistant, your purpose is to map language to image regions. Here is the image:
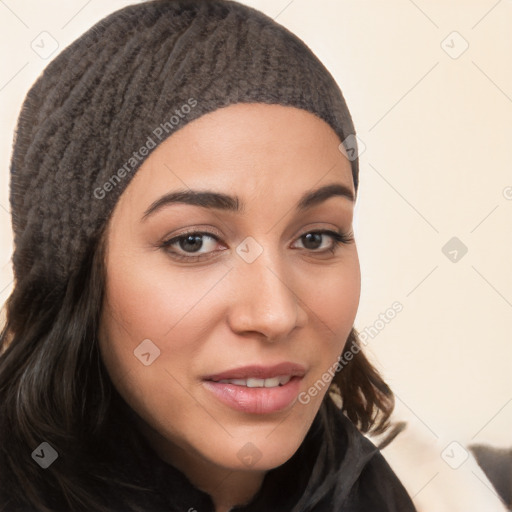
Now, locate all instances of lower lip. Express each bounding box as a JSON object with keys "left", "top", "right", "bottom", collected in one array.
[{"left": 202, "top": 377, "right": 303, "bottom": 414}]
